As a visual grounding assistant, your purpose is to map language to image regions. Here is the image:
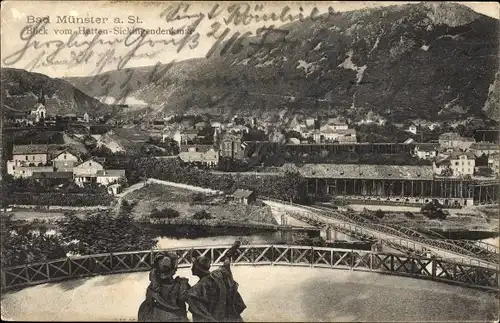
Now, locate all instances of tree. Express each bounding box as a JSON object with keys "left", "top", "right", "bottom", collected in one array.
[
  {"left": 374, "top": 209, "right": 385, "bottom": 219},
  {"left": 440, "top": 168, "right": 454, "bottom": 177},
  {"left": 57, "top": 201, "right": 156, "bottom": 255},
  {"left": 192, "top": 210, "right": 212, "bottom": 220},
  {"left": 1, "top": 214, "right": 66, "bottom": 267},
  {"left": 421, "top": 201, "right": 447, "bottom": 220}
]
